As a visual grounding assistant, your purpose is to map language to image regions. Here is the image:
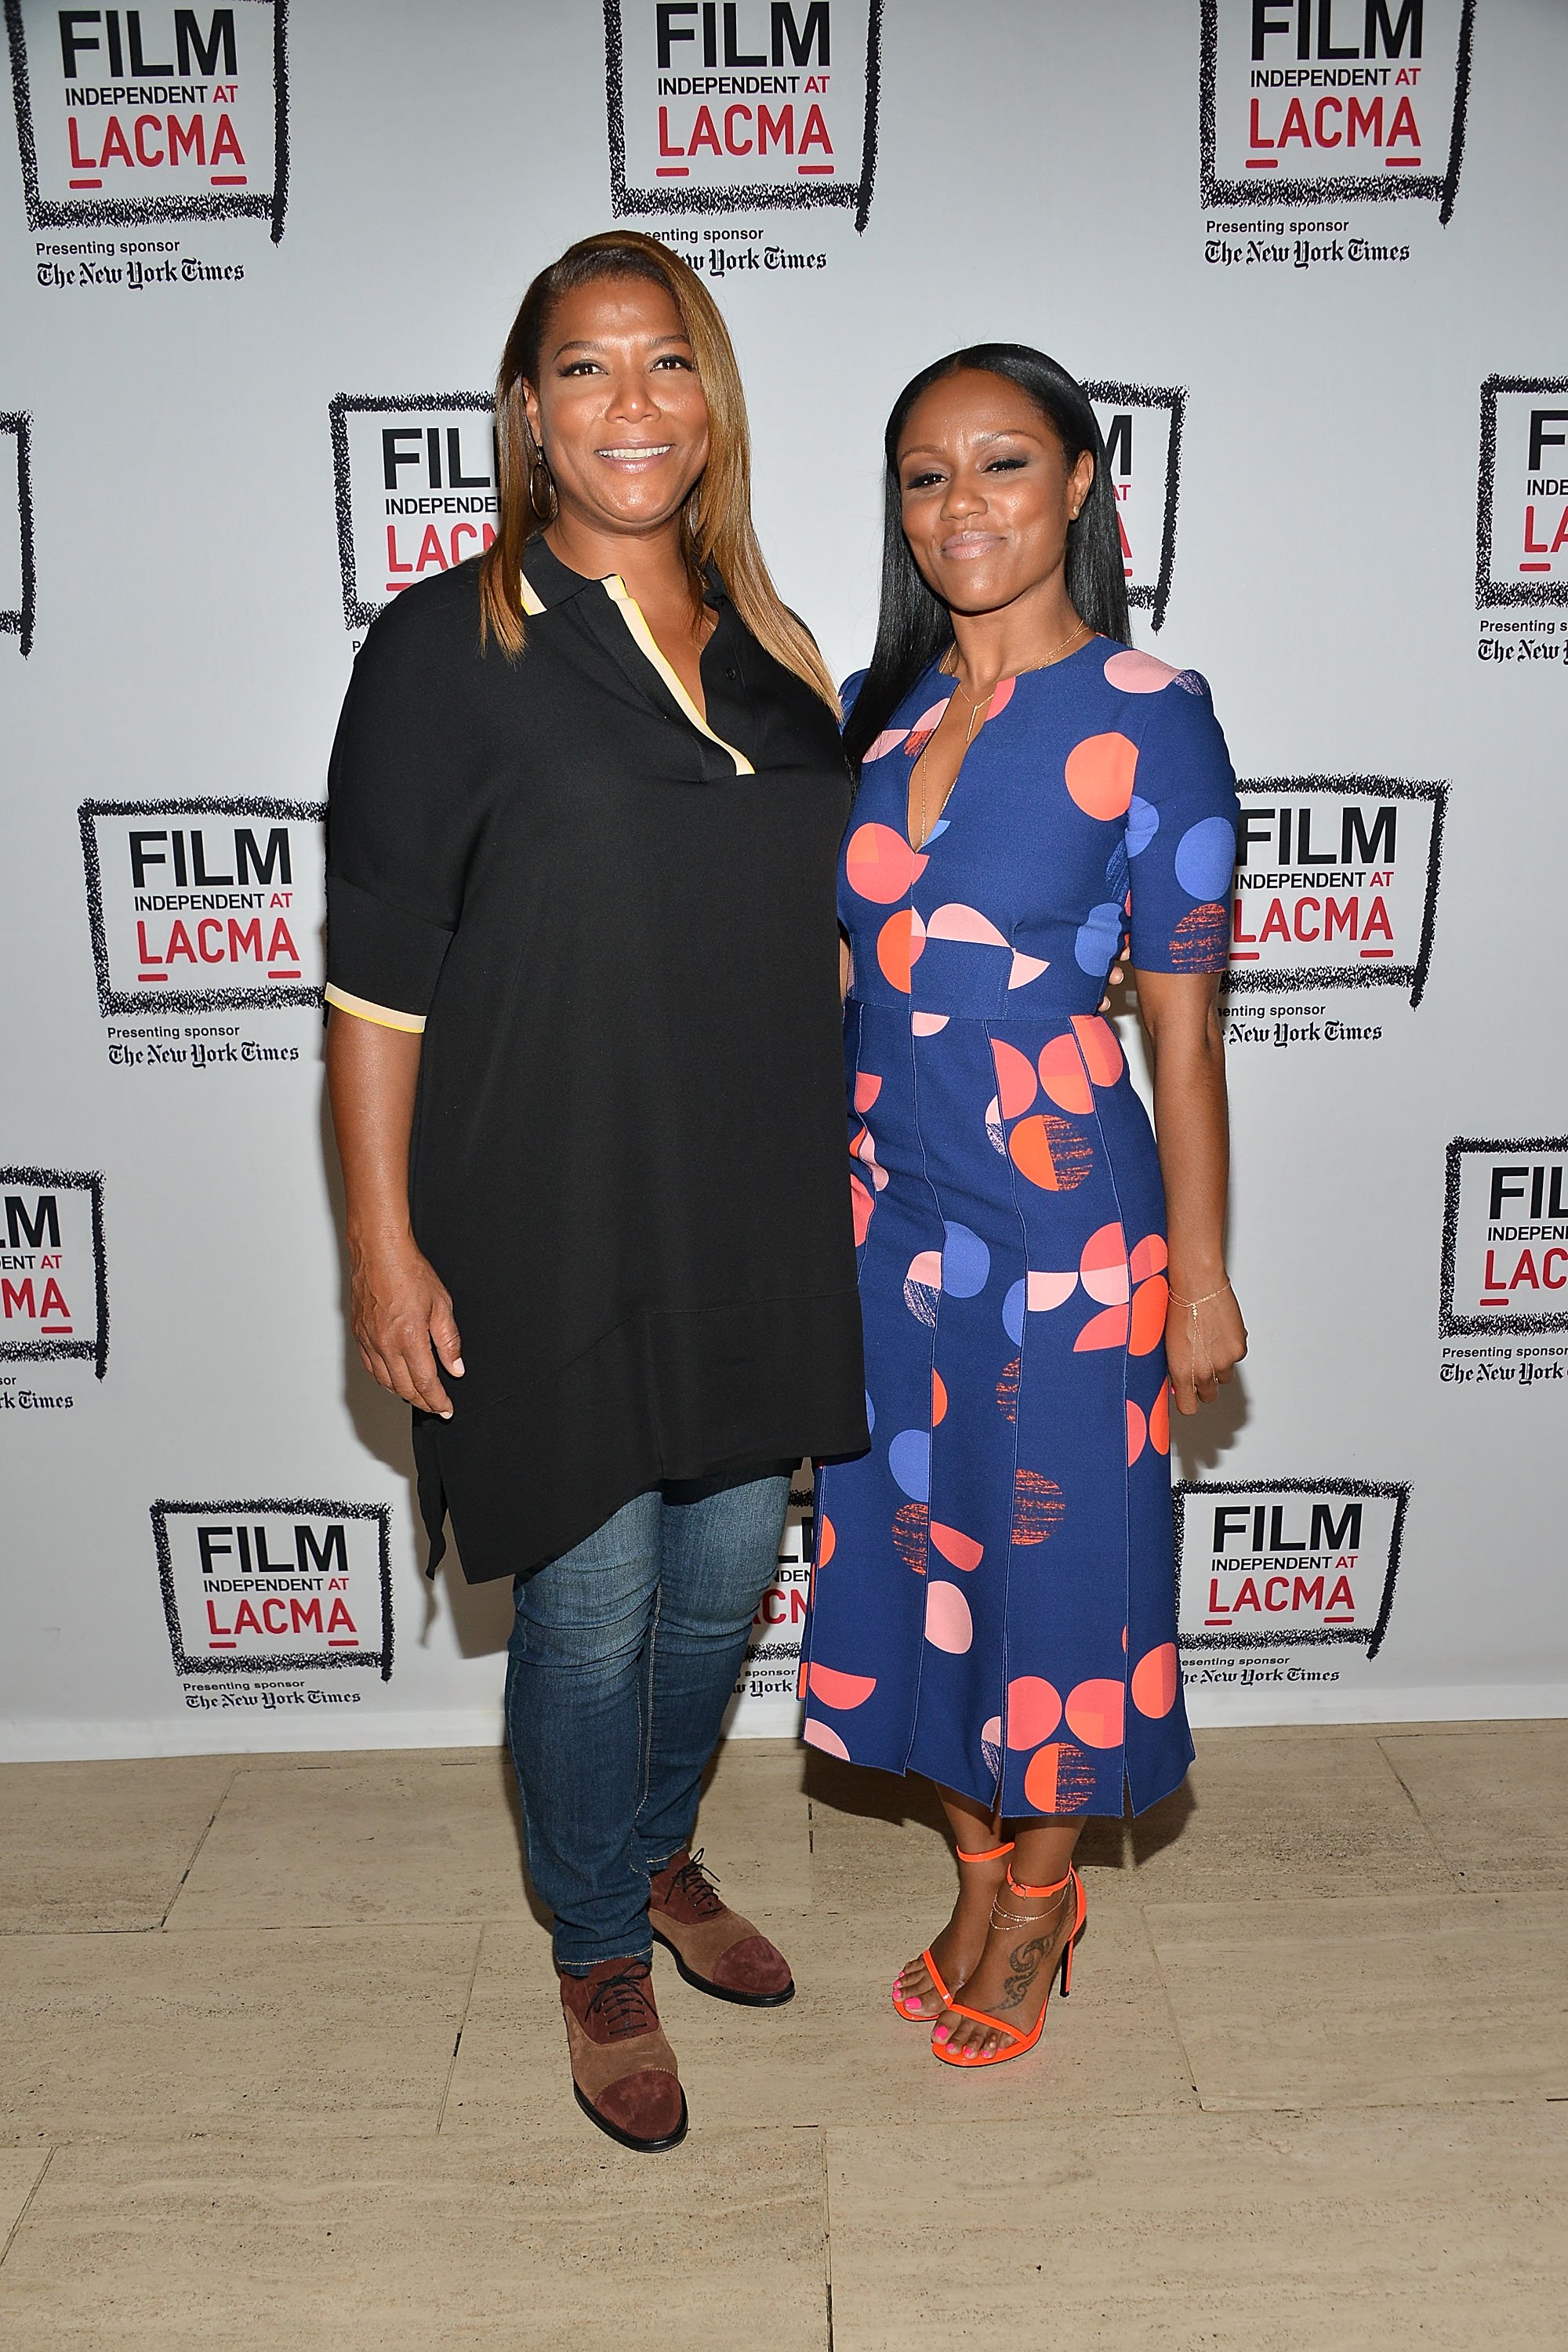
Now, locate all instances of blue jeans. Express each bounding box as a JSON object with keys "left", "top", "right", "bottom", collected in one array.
[{"left": 504, "top": 1469, "right": 793, "bottom": 1972}]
